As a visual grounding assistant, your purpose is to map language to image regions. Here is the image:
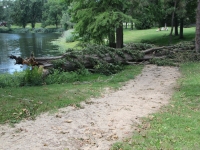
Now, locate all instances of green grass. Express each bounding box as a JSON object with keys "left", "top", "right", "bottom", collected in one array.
[
  {"left": 0, "top": 65, "right": 143, "bottom": 124},
  {"left": 51, "top": 29, "right": 79, "bottom": 52},
  {"left": 124, "top": 27, "right": 195, "bottom": 46},
  {"left": 111, "top": 62, "right": 200, "bottom": 150}
]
